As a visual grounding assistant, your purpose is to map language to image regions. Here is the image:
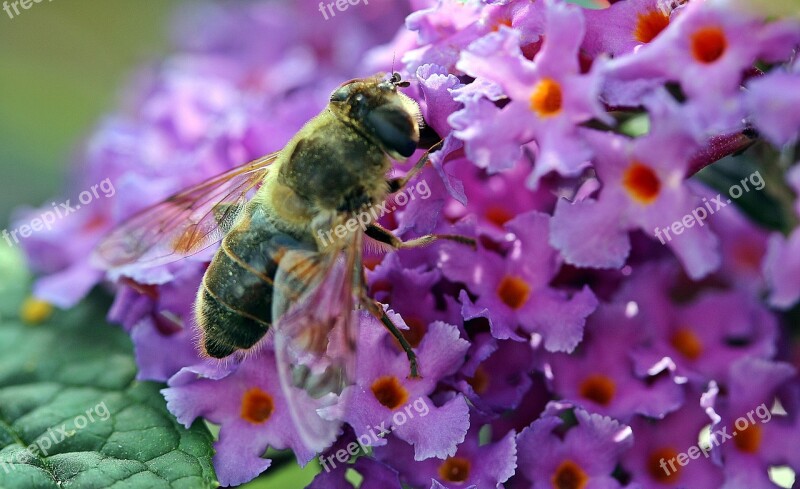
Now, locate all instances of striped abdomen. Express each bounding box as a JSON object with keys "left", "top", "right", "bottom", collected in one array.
[{"left": 196, "top": 205, "right": 309, "bottom": 358}]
